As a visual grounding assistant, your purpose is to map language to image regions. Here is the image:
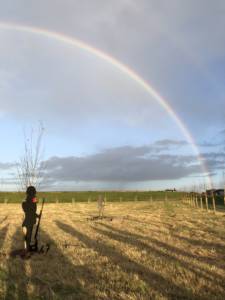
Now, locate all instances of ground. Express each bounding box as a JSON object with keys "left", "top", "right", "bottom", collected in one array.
[{"left": 0, "top": 201, "right": 225, "bottom": 300}]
